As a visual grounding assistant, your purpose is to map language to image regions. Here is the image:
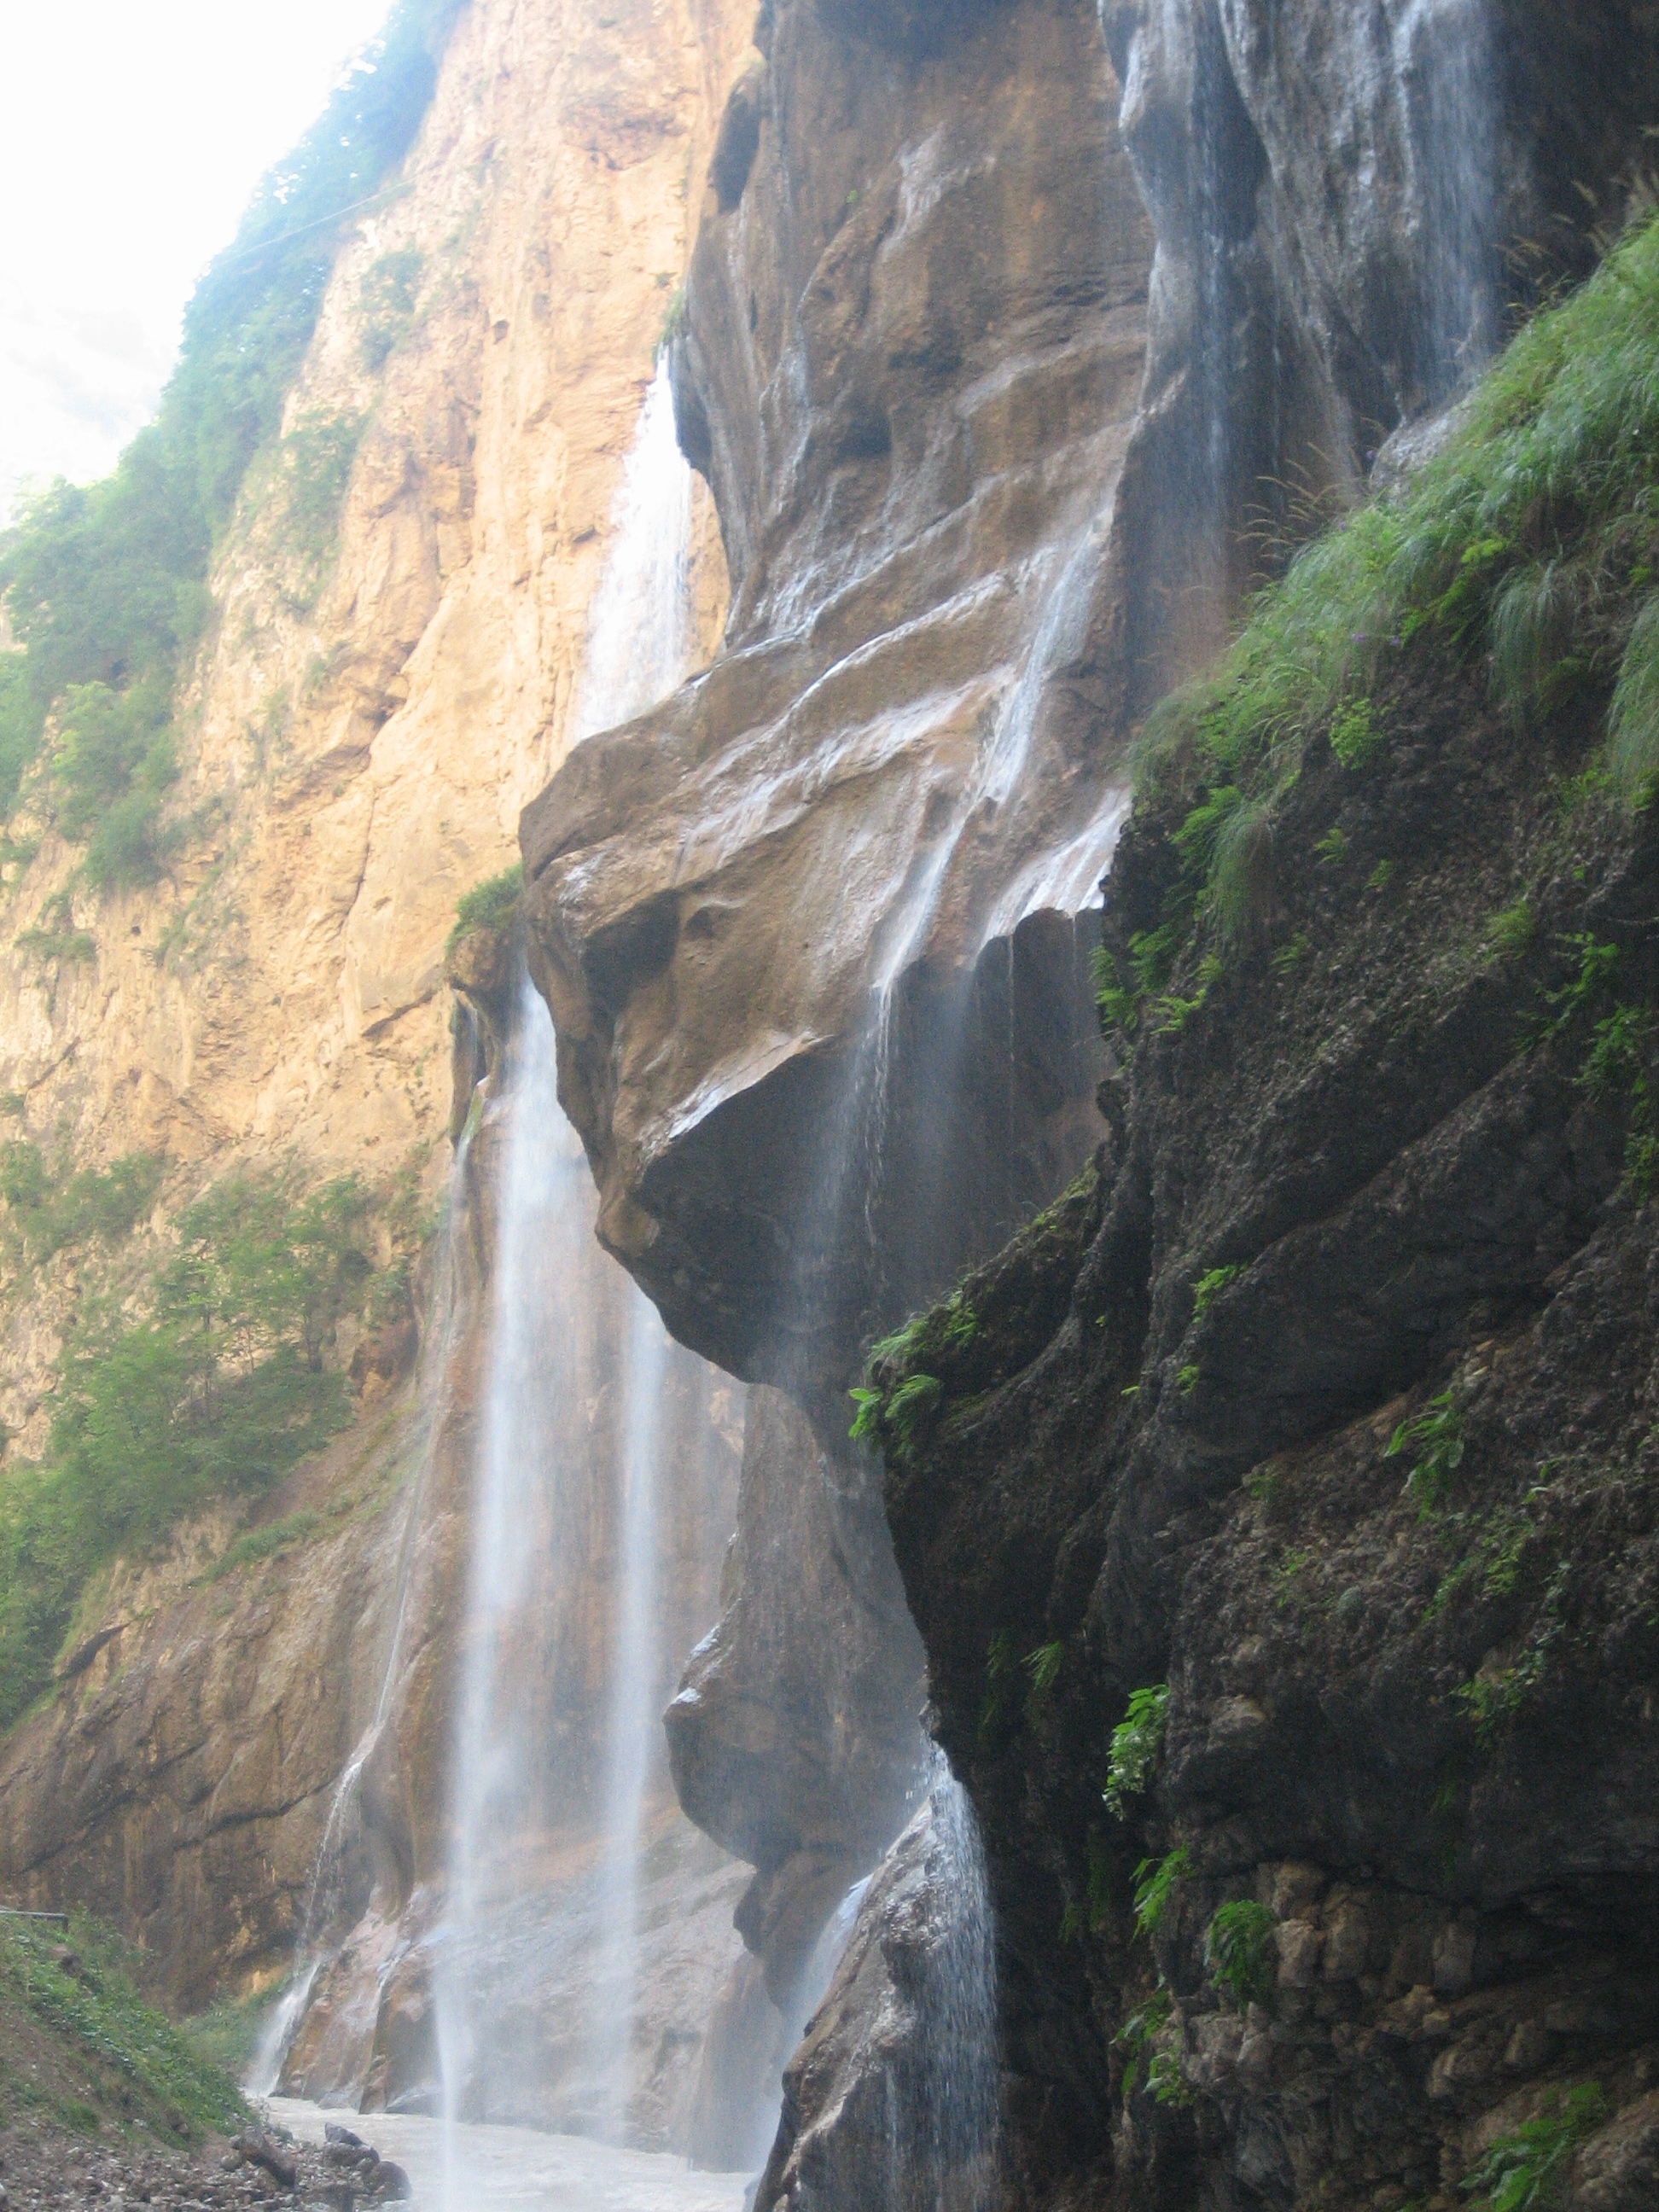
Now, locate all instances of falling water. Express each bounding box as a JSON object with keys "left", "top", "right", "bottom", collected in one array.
[
  {"left": 908, "top": 1757, "right": 1001, "bottom": 2212},
  {"left": 436, "top": 353, "right": 715, "bottom": 2177},
  {"left": 247, "top": 1145, "right": 474, "bottom": 2098},
  {"left": 1399, "top": 0, "right": 1499, "bottom": 395}
]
